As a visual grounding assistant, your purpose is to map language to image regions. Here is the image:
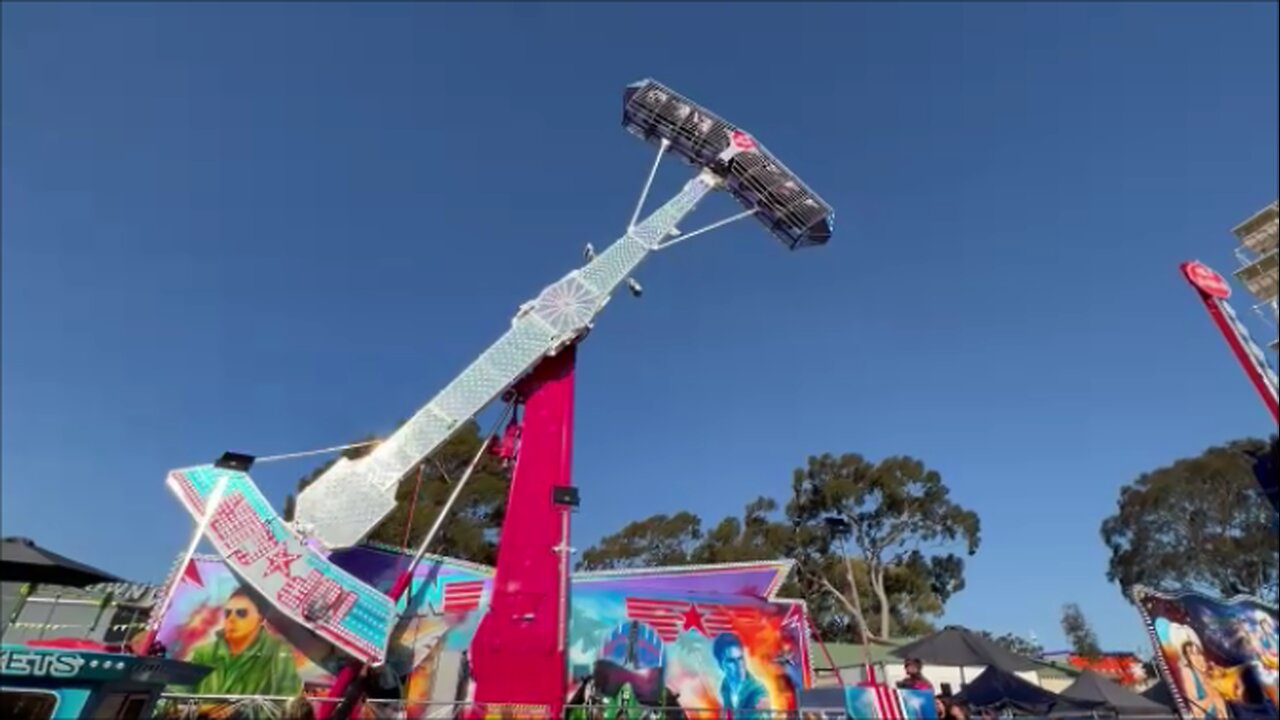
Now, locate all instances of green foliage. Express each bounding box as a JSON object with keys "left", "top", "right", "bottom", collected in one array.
[
  {"left": 579, "top": 452, "right": 980, "bottom": 642},
  {"left": 283, "top": 420, "right": 510, "bottom": 565},
  {"left": 1060, "top": 602, "right": 1103, "bottom": 659},
  {"left": 1100, "top": 437, "right": 1279, "bottom": 604},
  {"left": 576, "top": 512, "right": 704, "bottom": 570},
  {"left": 787, "top": 453, "right": 981, "bottom": 640},
  {"left": 978, "top": 630, "right": 1045, "bottom": 659},
  {"left": 288, "top": 430, "right": 978, "bottom": 642}
]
